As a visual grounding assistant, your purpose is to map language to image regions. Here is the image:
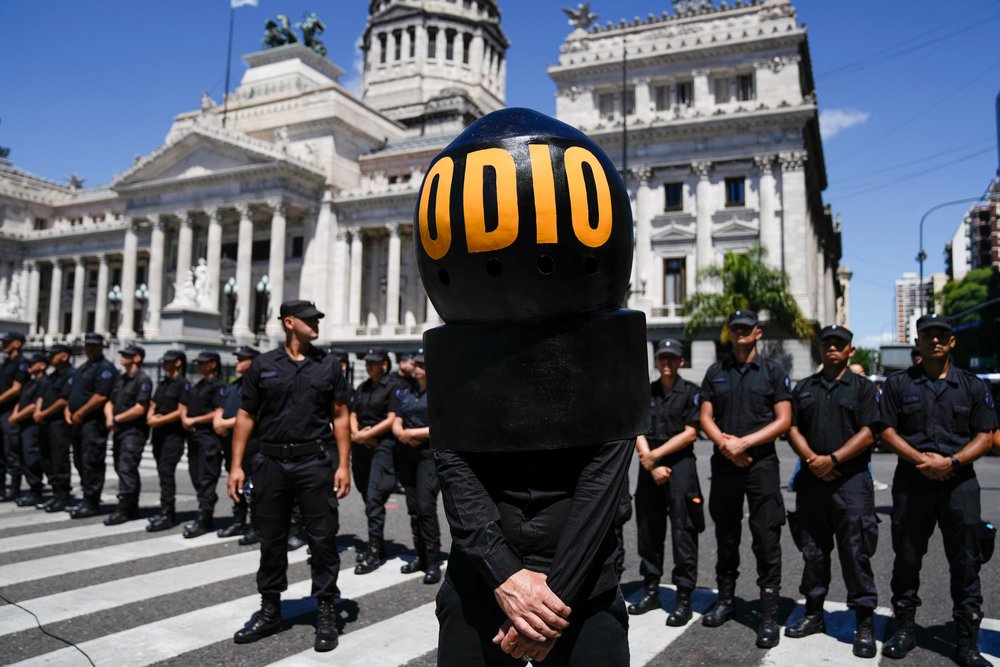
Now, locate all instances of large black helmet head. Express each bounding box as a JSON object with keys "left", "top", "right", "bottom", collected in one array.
[{"left": 414, "top": 107, "right": 633, "bottom": 323}]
